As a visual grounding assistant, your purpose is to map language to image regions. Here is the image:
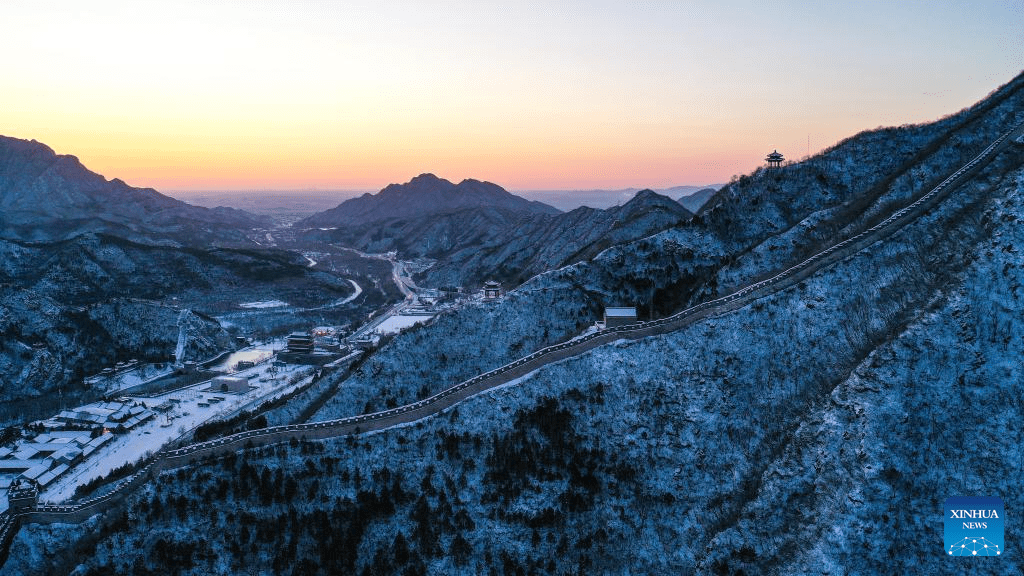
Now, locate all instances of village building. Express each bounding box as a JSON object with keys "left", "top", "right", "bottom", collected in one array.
[
  {"left": 352, "top": 336, "right": 376, "bottom": 351},
  {"left": 0, "top": 431, "right": 112, "bottom": 488},
  {"left": 48, "top": 401, "right": 155, "bottom": 432}
]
